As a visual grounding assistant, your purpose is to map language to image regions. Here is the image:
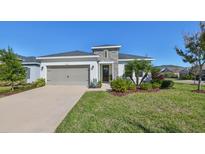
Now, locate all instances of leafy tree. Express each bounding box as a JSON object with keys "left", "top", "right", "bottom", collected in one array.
[
  {"left": 151, "top": 67, "right": 164, "bottom": 83},
  {"left": 189, "top": 63, "right": 200, "bottom": 84},
  {"left": 0, "top": 47, "right": 26, "bottom": 91},
  {"left": 175, "top": 22, "right": 205, "bottom": 90},
  {"left": 125, "top": 60, "right": 152, "bottom": 86}
]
